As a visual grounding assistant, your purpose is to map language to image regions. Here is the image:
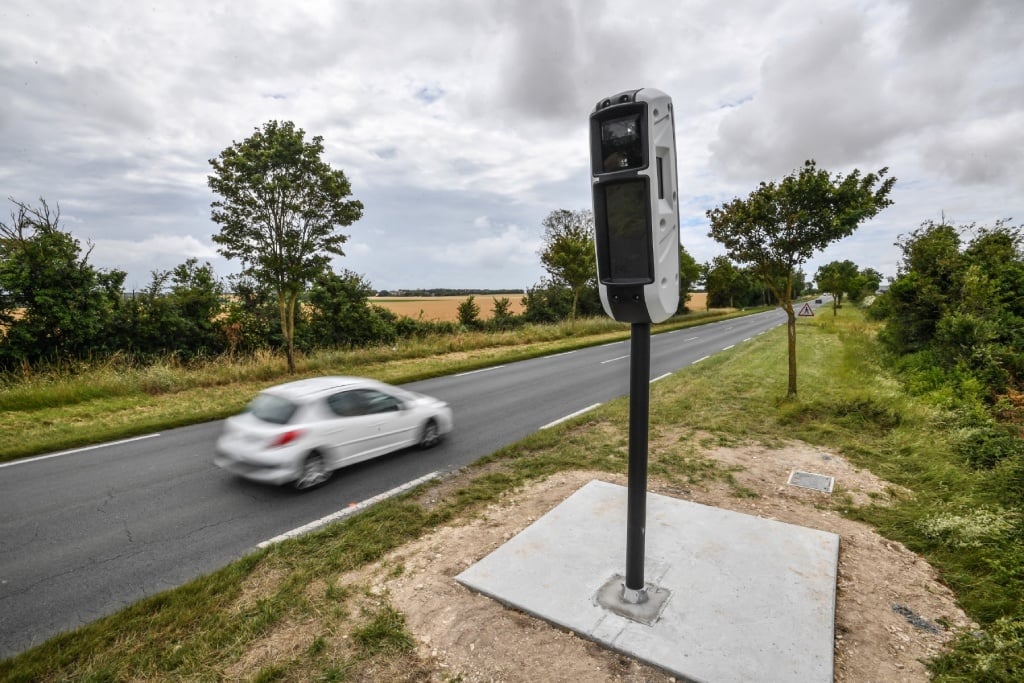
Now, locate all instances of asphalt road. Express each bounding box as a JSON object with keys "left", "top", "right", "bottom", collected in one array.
[{"left": 0, "top": 307, "right": 797, "bottom": 658}]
